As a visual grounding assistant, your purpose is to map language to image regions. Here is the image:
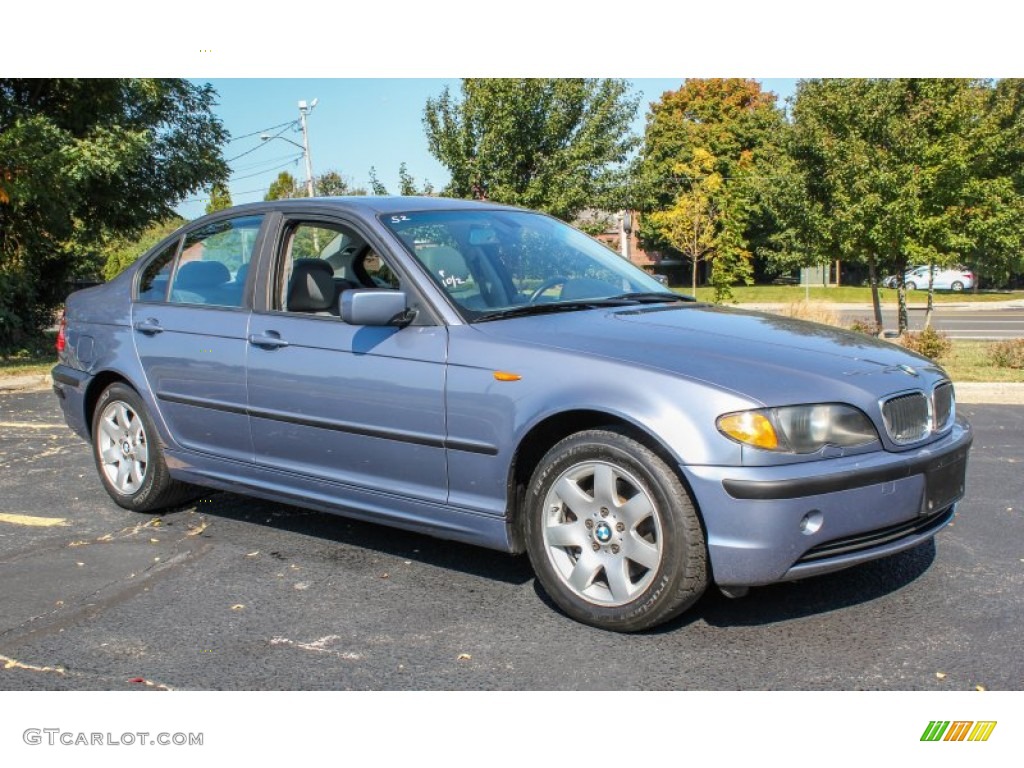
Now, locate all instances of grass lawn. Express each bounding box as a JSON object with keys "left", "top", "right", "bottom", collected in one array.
[
  {"left": 935, "top": 341, "right": 1024, "bottom": 383},
  {"left": 1, "top": 330, "right": 57, "bottom": 378},
  {"left": 683, "top": 285, "right": 1023, "bottom": 305},
  {"left": 0, "top": 353, "right": 55, "bottom": 378}
]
